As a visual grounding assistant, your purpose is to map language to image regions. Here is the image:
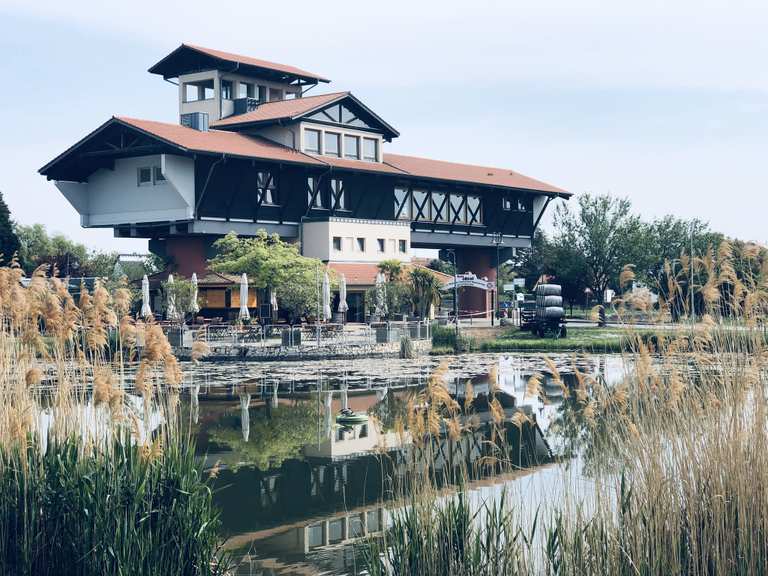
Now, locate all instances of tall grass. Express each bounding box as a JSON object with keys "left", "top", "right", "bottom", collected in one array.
[
  {"left": 0, "top": 265, "right": 228, "bottom": 575},
  {"left": 361, "top": 241, "right": 768, "bottom": 575}
]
